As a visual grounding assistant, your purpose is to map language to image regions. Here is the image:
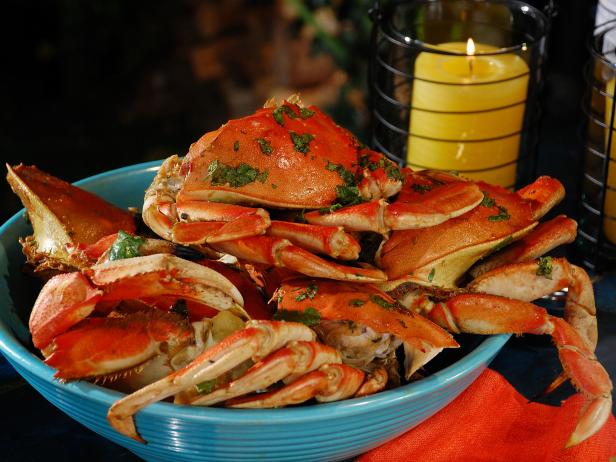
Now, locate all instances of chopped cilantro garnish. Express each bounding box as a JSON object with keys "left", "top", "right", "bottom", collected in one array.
[
  {"left": 488, "top": 206, "right": 510, "bottom": 222},
  {"left": 290, "top": 131, "right": 315, "bottom": 155},
  {"left": 108, "top": 230, "right": 144, "bottom": 261},
  {"left": 295, "top": 284, "right": 318, "bottom": 302},
  {"left": 271, "top": 183, "right": 278, "bottom": 189},
  {"left": 536, "top": 256, "right": 553, "bottom": 279},
  {"left": 273, "top": 105, "right": 297, "bottom": 126},
  {"left": 208, "top": 160, "right": 269, "bottom": 188},
  {"left": 428, "top": 268, "right": 436, "bottom": 282},
  {"left": 480, "top": 192, "right": 496, "bottom": 207},
  {"left": 233, "top": 140, "right": 240, "bottom": 152},
  {"left": 195, "top": 379, "right": 217, "bottom": 394},
  {"left": 491, "top": 236, "right": 513, "bottom": 253},
  {"left": 349, "top": 299, "right": 366, "bottom": 307},
  {"left": 299, "top": 107, "right": 315, "bottom": 119},
  {"left": 256, "top": 138, "right": 273, "bottom": 155},
  {"left": 335, "top": 185, "right": 363, "bottom": 206},
  {"left": 369, "top": 295, "right": 397, "bottom": 310},
  {"left": 358, "top": 154, "right": 403, "bottom": 181},
  {"left": 273, "top": 307, "right": 321, "bottom": 326},
  {"left": 326, "top": 161, "right": 356, "bottom": 186},
  {"left": 412, "top": 184, "right": 432, "bottom": 194}
]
